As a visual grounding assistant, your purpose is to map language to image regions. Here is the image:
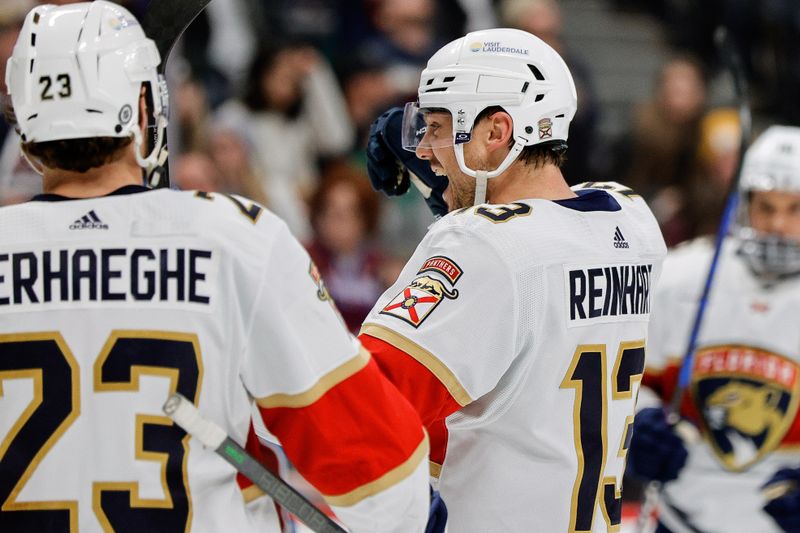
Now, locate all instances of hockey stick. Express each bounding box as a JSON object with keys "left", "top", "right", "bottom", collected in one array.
[
  {"left": 141, "top": 0, "right": 213, "bottom": 188},
  {"left": 635, "top": 27, "right": 752, "bottom": 533},
  {"left": 669, "top": 26, "right": 752, "bottom": 414},
  {"left": 163, "top": 393, "right": 347, "bottom": 533}
]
